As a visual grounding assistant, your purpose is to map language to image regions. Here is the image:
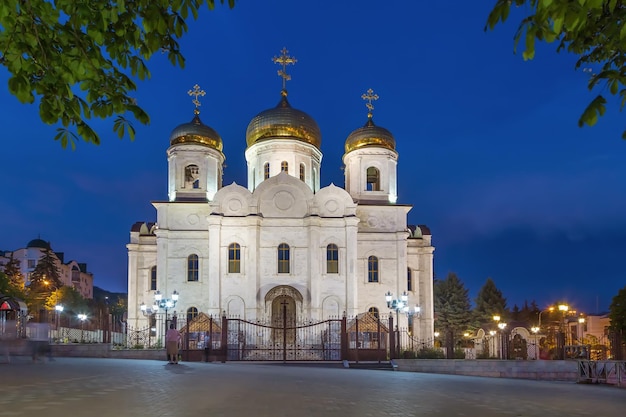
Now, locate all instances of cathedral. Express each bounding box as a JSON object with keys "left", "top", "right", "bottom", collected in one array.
[{"left": 127, "top": 49, "right": 435, "bottom": 344}]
